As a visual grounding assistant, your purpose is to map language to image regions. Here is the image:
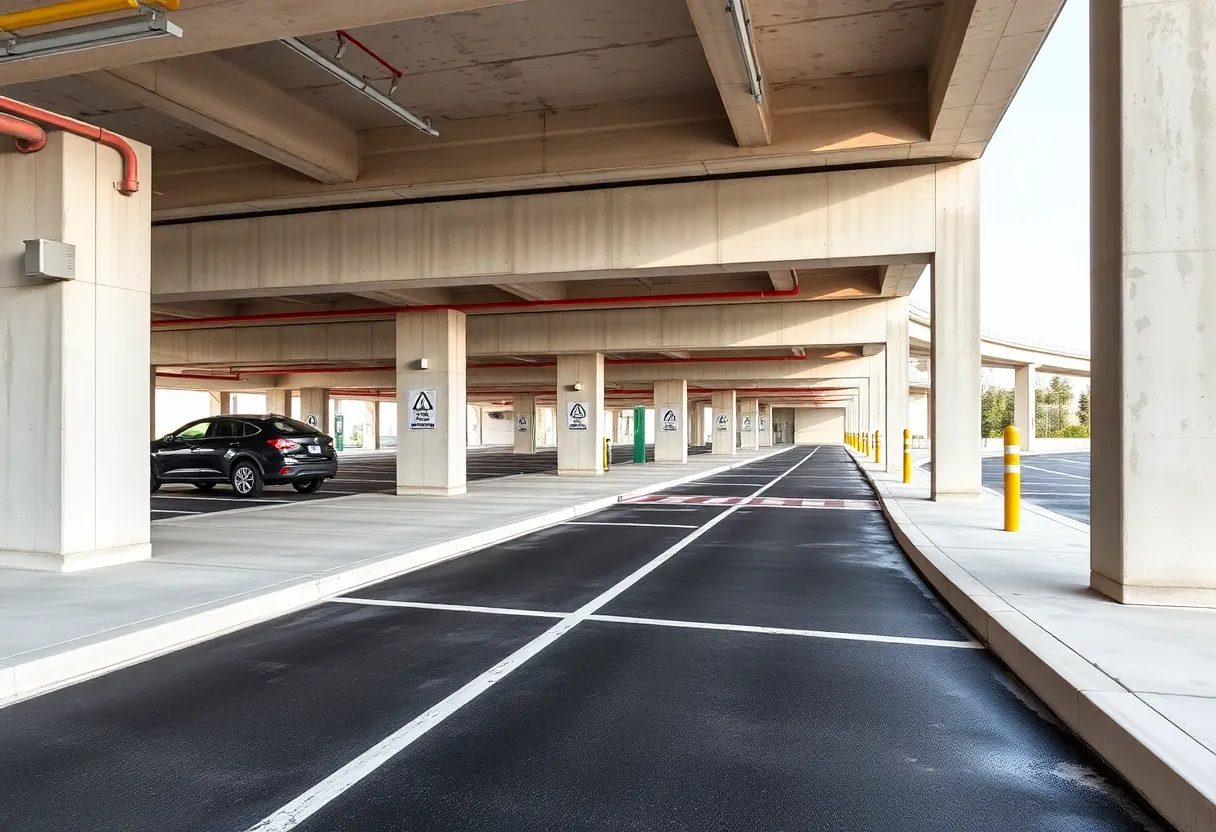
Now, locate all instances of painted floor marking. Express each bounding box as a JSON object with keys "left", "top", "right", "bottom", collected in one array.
[
  {"left": 589, "top": 614, "right": 982, "bottom": 649},
  {"left": 1022, "top": 465, "right": 1090, "bottom": 482},
  {"left": 246, "top": 447, "right": 816, "bottom": 832},
  {"left": 331, "top": 598, "right": 980, "bottom": 649},
  {"left": 152, "top": 494, "right": 293, "bottom": 504},
  {"left": 150, "top": 508, "right": 201, "bottom": 515},
  {"left": 563, "top": 521, "right": 700, "bottom": 529},
  {"left": 623, "top": 494, "right": 879, "bottom": 511},
  {"left": 329, "top": 597, "right": 566, "bottom": 619}
]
